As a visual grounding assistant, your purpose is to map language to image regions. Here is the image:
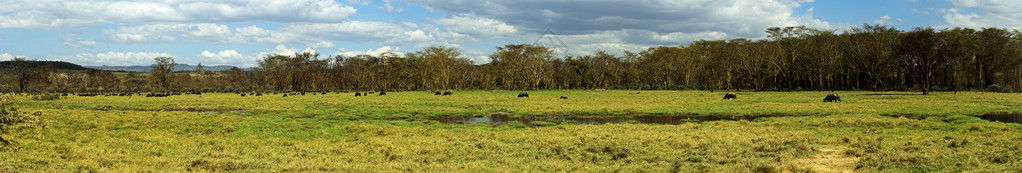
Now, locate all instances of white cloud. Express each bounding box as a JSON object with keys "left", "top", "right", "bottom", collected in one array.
[
  {"left": 48, "top": 51, "right": 174, "bottom": 66},
  {"left": 943, "top": 0, "right": 1022, "bottom": 30},
  {"left": 256, "top": 45, "right": 319, "bottom": 58},
  {"left": 378, "top": 0, "right": 404, "bottom": 13},
  {"left": 0, "top": 0, "right": 357, "bottom": 29},
  {"left": 434, "top": 14, "right": 518, "bottom": 38},
  {"left": 105, "top": 21, "right": 471, "bottom": 49},
  {"left": 335, "top": 46, "right": 401, "bottom": 57},
  {"left": 197, "top": 50, "right": 259, "bottom": 67},
  {"left": 403, "top": 0, "right": 833, "bottom": 38},
  {"left": 1, "top": 53, "right": 15, "bottom": 60},
  {"left": 347, "top": 0, "right": 371, "bottom": 6},
  {"left": 873, "top": 15, "right": 892, "bottom": 25},
  {"left": 949, "top": 0, "right": 981, "bottom": 8},
  {"left": 62, "top": 38, "right": 98, "bottom": 48}
]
